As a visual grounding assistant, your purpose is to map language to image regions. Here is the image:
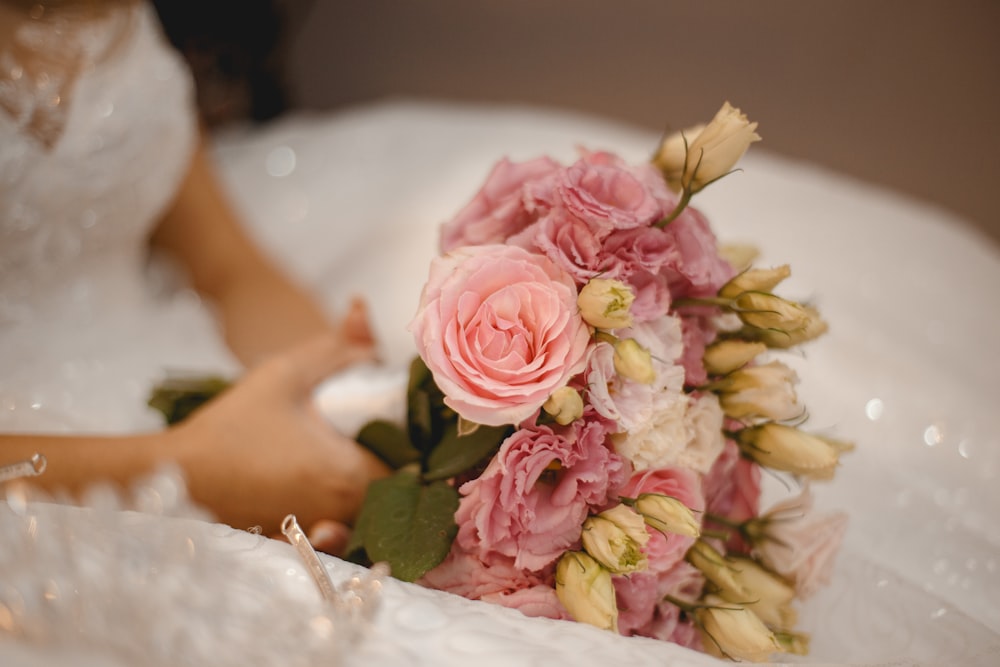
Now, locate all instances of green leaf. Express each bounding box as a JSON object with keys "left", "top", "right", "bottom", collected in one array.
[
  {"left": 424, "top": 422, "right": 510, "bottom": 482},
  {"left": 147, "top": 376, "right": 232, "bottom": 425},
  {"left": 356, "top": 420, "right": 421, "bottom": 469},
  {"left": 359, "top": 469, "right": 459, "bottom": 582}
]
